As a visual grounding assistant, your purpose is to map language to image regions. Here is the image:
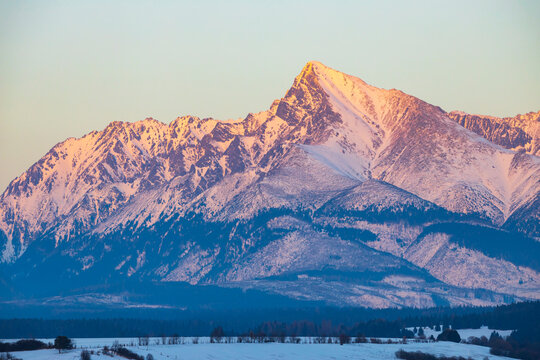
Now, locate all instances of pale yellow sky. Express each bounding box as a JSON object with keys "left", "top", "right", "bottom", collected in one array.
[{"left": 1, "top": 0, "right": 539, "bottom": 192}]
